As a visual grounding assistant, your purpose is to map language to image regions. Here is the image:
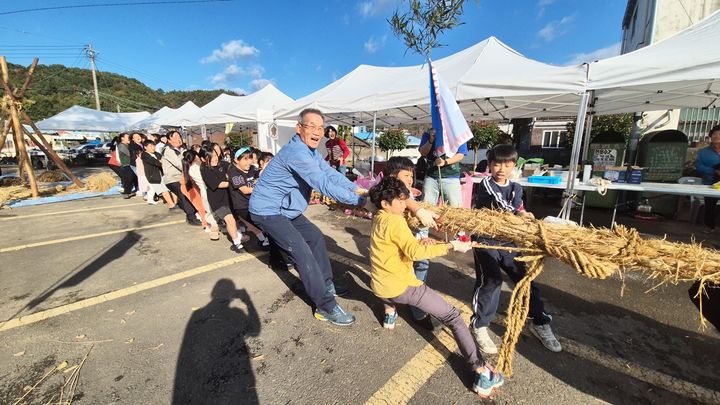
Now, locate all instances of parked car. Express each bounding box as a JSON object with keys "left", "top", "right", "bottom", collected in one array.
[{"left": 72, "top": 144, "right": 109, "bottom": 166}]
